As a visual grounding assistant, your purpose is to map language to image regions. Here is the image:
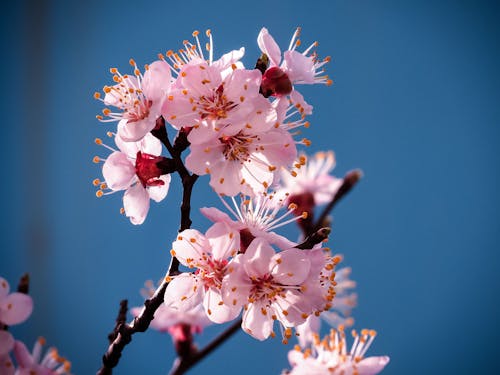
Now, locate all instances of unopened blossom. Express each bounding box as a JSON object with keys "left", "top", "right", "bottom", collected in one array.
[
  {"left": 221, "top": 238, "right": 338, "bottom": 341},
  {"left": 95, "top": 59, "right": 172, "bottom": 142},
  {"left": 257, "top": 27, "right": 332, "bottom": 97},
  {"left": 297, "top": 260, "right": 357, "bottom": 347},
  {"left": 131, "top": 280, "right": 211, "bottom": 333},
  {"left": 200, "top": 193, "right": 309, "bottom": 252},
  {"left": 285, "top": 327, "right": 389, "bottom": 375},
  {"left": 0, "top": 277, "right": 33, "bottom": 327},
  {"left": 277, "top": 151, "right": 343, "bottom": 215},
  {"left": 164, "top": 222, "right": 241, "bottom": 323},
  {"left": 13, "top": 337, "right": 72, "bottom": 375}
]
